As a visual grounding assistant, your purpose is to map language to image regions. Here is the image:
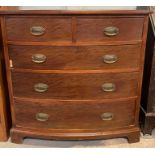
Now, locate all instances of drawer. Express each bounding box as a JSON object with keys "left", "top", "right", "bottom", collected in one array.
[
  {"left": 9, "top": 44, "right": 141, "bottom": 70},
  {"left": 76, "top": 17, "right": 144, "bottom": 42},
  {"left": 14, "top": 98, "right": 136, "bottom": 130},
  {"left": 12, "top": 72, "right": 138, "bottom": 100},
  {"left": 6, "top": 17, "right": 72, "bottom": 42}
]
